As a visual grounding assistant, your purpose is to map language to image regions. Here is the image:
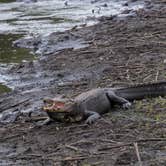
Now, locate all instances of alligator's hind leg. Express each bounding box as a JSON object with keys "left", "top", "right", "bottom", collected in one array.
[{"left": 106, "top": 91, "right": 131, "bottom": 109}]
